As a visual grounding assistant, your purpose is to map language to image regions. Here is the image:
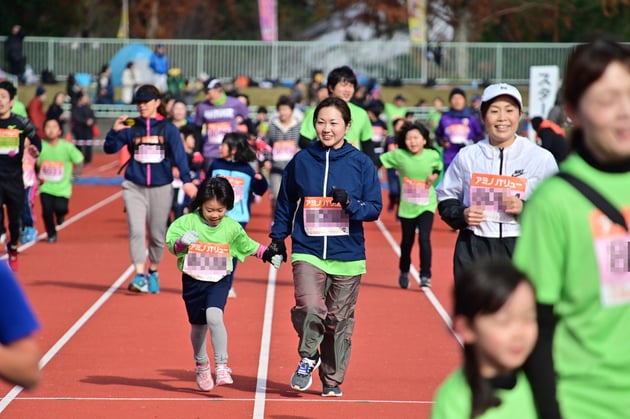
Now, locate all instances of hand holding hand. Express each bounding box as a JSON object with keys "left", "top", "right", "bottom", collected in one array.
[
  {"left": 270, "top": 254, "right": 283, "bottom": 269},
  {"left": 329, "top": 187, "right": 349, "bottom": 209},
  {"left": 262, "top": 239, "right": 287, "bottom": 263}
]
